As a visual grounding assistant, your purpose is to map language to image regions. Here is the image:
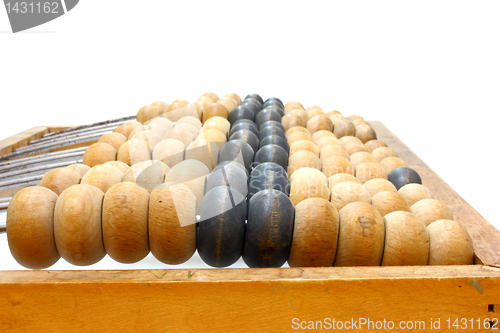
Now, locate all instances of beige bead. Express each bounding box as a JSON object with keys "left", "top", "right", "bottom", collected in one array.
[
  {"left": 195, "top": 96, "right": 215, "bottom": 119},
  {"left": 202, "top": 116, "right": 230, "bottom": 135},
  {"left": 281, "top": 114, "right": 306, "bottom": 132},
  {"left": 163, "top": 126, "right": 196, "bottom": 148},
  {"left": 371, "top": 191, "right": 410, "bottom": 217},
  {"left": 143, "top": 123, "right": 171, "bottom": 139},
  {"left": 165, "top": 99, "right": 190, "bottom": 112},
  {"left": 329, "top": 114, "right": 345, "bottom": 127},
  {"left": 333, "top": 119, "right": 356, "bottom": 138},
  {"left": 334, "top": 202, "right": 385, "bottom": 266},
  {"left": 177, "top": 116, "right": 202, "bottom": 131},
  {"left": 130, "top": 130, "right": 162, "bottom": 149},
  {"left": 128, "top": 125, "right": 146, "bottom": 140},
  {"left": 287, "top": 108, "right": 309, "bottom": 123},
  {"left": 137, "top": 104, "right": 161, "bottom": 124},
  {"left": 363, "top": 178, "right": 397, "bottom": 197},
  {"left": 346, "top": 114, "right": 364, "bottom": 121},
  {"left": 288, "top": 150, "right": 321, "bottom": 177},
  {"left": 151, "top": 101, "right": 169, "bottom": 114},
  {"left": 379, "top": 156, "right": 407, "bottom": 174},
  {"left": 427, "top": 220, "right": 474, "bottom": 265},
  {"left": 65, "top": 163, "right": 91, "bottom": 178},
  {"left": 306, "top": 115, "right": 333, "bottom": 134},
  {"left": 97, "top": 132, "right": 127, "bottom": 151},
  {"left": 322, "top": 156, "right": 354, "bottom": 178},
  {"left": 344, "top": 142, "right": 370, "bottom": 156},
  {"left": 81, "top": 164, "right": 124, "bottom": 193},
  {"left": 54, "top": 184, "right": 106, "bottom": 266},
  {"left": 307, "top": 108, "right": 325, "bottom": 119},
  {"left": 352, "top": 118, "right": 369, "bottom": 127},
  {"left": 7, "top": 186, "right": 60, "bottom": 269},
  {"left": 365, "top": 139, "right": 388, "bottom": 152},
  {"left": 330, "top": 181, "right": 371, "bottom": 212},
  {"left": 117, "top": 139, "right": 151, "bottom": 166},
  {"left": 350, "top": 152, "right": 375, "bottom": 169},
  {"left": 287, "top": 131, "right": 313, "bottom": 146},
  {"left": 325, "top": 110, "right": 343, "bottom": 117},
  {"left": 152, "top": 138, "right": 185, "bottom": 168},
  {"left": 289, "top": 140, "right": 320, "bottom": 157},
  {"left": 144, "top": 117, "right": 174, "bottom": 132},
  {"left": 328, "top": 173, "right": 361, "bottom": 189},
  {"left": 355, "top": 162, "right": 388, "bottom": 184},
  {"left": 200, "top": 92, "right": 219, "bottom": 102},
  {"left": 113, "top": 121, "right": 142, "bottom": 138},
  {"left": 372, "top": 147, "right": 398, "bottom": 163},
  {"left": 285, "top": 126, "right": 311, "bottom": 138},
  {"left": 355, "top": 124, "right": 377, "bottom": 143},
  {"left": 123, "top": 160, "right": 168, "bottom": 191},
  {"left": 289, "top": 168, "right": 329, "bottom": 206},
  {"left": 163, "top": 103, "right": 198, "bottom": 122},
  {"left": 289, "top": 167, "right": 327, "bottom": 185},
  {"left": 382, "top": 211, "right": 429, "bottom": 266},
  {"left": 319, "top": 145, "right": 349, "bottom": 163},
  {"left": 305, "top": 105, "right": 323, "bottom": 113},
  {"left": 39, "top": 168, "right": 81, "bottom": 196},
  {"left": 197, "top": 128, "right": 227, "bottom": 151},
  {"left": 149, "top": 184, "right": 197, "bottom": 264},
  {"left": 398, "top": 183, "right": 434, "bottom": 207},
  {"left": 217, "top": 96, "right": 238, "bottom": 113},
  {"left": 83, "top": 142, "right": 117, "bottom": 167},
  {"left": 223, "top": 93, "right": 241, "bottom": 105},
  {"left": 284, "top": 101, "right": 304, "bottom": 111},
  {"left": 339, "top": 136, "right": 362, "bottom": 148},
  {"left": 175, "top": 123, "right": 199, "bottom": 138},
  {"left": 104, "top": 161, "right": 130, "bottom": 174},
  {"left": 410, "top": 199, "right": 453, "bottom": 226},
  {"left": 185, "top": 139, "right": 219, "bottom": 171},
  {"left": 316, "top": 136, "right": 341, "bottom": 150},
  {"left": 311, "top": 130, "right": 336, "bottom": 144},
  {"left": 202, "top": 103, "right": 229, "bottom": 124}
]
